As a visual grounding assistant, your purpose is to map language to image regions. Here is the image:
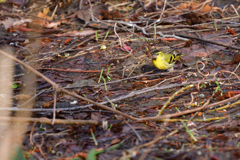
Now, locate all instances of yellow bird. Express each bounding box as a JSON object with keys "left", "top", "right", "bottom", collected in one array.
[{"left": 152, "top": 50, "right": 182, "bottom": 71}]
